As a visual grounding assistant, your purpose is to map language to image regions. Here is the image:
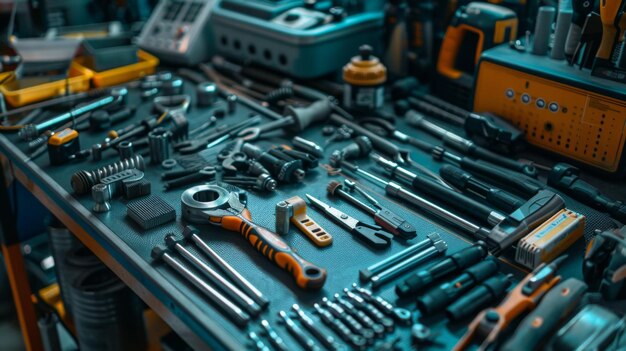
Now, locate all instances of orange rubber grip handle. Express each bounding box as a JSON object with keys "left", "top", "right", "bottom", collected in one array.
[
  {"left": 597, "top": 0, "right": 623, "bottom": 59},
  {"left": 212, "top": 210, "right": 327, "bottom": 290}
]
